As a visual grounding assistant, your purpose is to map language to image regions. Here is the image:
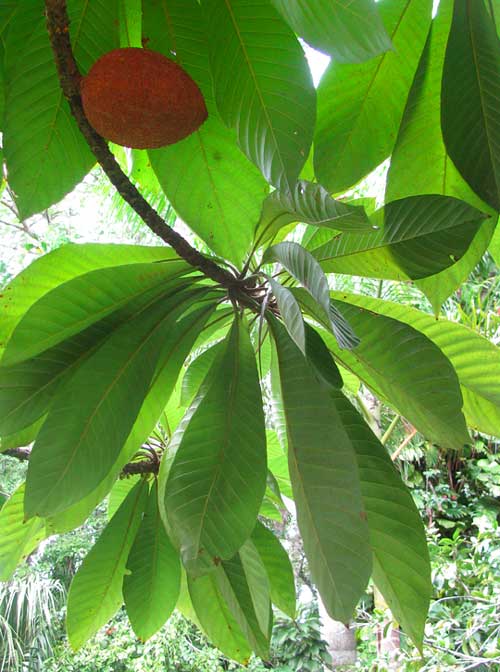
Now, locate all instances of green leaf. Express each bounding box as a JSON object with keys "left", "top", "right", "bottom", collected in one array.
[
  {"left": 441, "top": 0, "right": 500, "bottom": 211},
  {"left": 0, "top": 483, "right": 46, "bottom": 581},
  {"left": 330, "top": 390, "right": 431, "bottom": 650},
  {"left": 108, "top": 476, "right": 140, "bottom": 521},
  {"left": 25, "top": 288, "right": 210, "bottom": 518},
  {"left": 305, "top": 325, "right": 343, "bottom": 390},
  {"left": 215, "top": 545, "right": 271, "bottom": 658},
  {"left": 0, "top": 243, "right": 179, "bottom": 358},
  {"left": 321, "top": 298, "right": 469, "bottom": 448},
  {"left": 0, "top": 281, "right": 195, "bottom": 436},
  {"left": 0, "top": 417, "right": 44, "bottom": 452},
  {"left": 313, "top": 195, "right": 489, "bottom": 280},
  {"left": 269, "top": 317, "right": 372, "bottom": 622},
  {"left": 160, "top": 316, "right": 267, "bottom": 574},
  {"left": 271, "top": 0, "right": 391, "bottom": 63},
  {"left": 124, "top": 483, "right": 181, "bottom": 641},
  {"left": 48, "top": 302, "right": 218, "bottom": 534},
  {"left": 264, "top": 242, "right": 330, "bottom": 317},
  {"left": 181, "top": 341, "right": 225, "bottom": 407},
  {"left": 386, "top": 0, "right": 497, "bottom": 311},
  {"left": 255, "top": 180, "right": 372, "bottom": 248},
  {"left": 145, "top": 0, "right": 268, "bottom": 265},
  {"left": 314, "top": 0, "right": 432, "bottom": 193},
  {"left": 251, "top": 521, "right": 296, "bottom": 618},
  {"left": 188, "top": 570, "right": 252, "bottom": 663},
  {"left": 291, "top": 287, "right": 360, "bottom": 351},
  {"left": 66, "top": 479, "right": 148, "bottom": 650},
  {"left": 118, "top": 0, "right": 141, "bottom": 47},
  {"left": 204, "top": 0, "right": 316, "bottom": 192},
  {"left": 266, "top": 430, "right": 293, "bottom": 499},
  {"left": 269, "top": 278, "right": 306, "bottom": 354},
  {"left": 330, "top": 291, "right": 500, "bottom": 438},
  {"left": 2, "top": 263, "right": 189, "bottom": 366},
  {"left": 4, "top": 1, "right": 119, "bottom": 218}
]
